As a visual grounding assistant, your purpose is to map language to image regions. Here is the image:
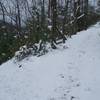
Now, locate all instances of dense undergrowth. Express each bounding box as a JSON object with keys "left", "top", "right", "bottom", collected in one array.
[{"left": 0, "top": 11, "right": 100, "bottom": 65}]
